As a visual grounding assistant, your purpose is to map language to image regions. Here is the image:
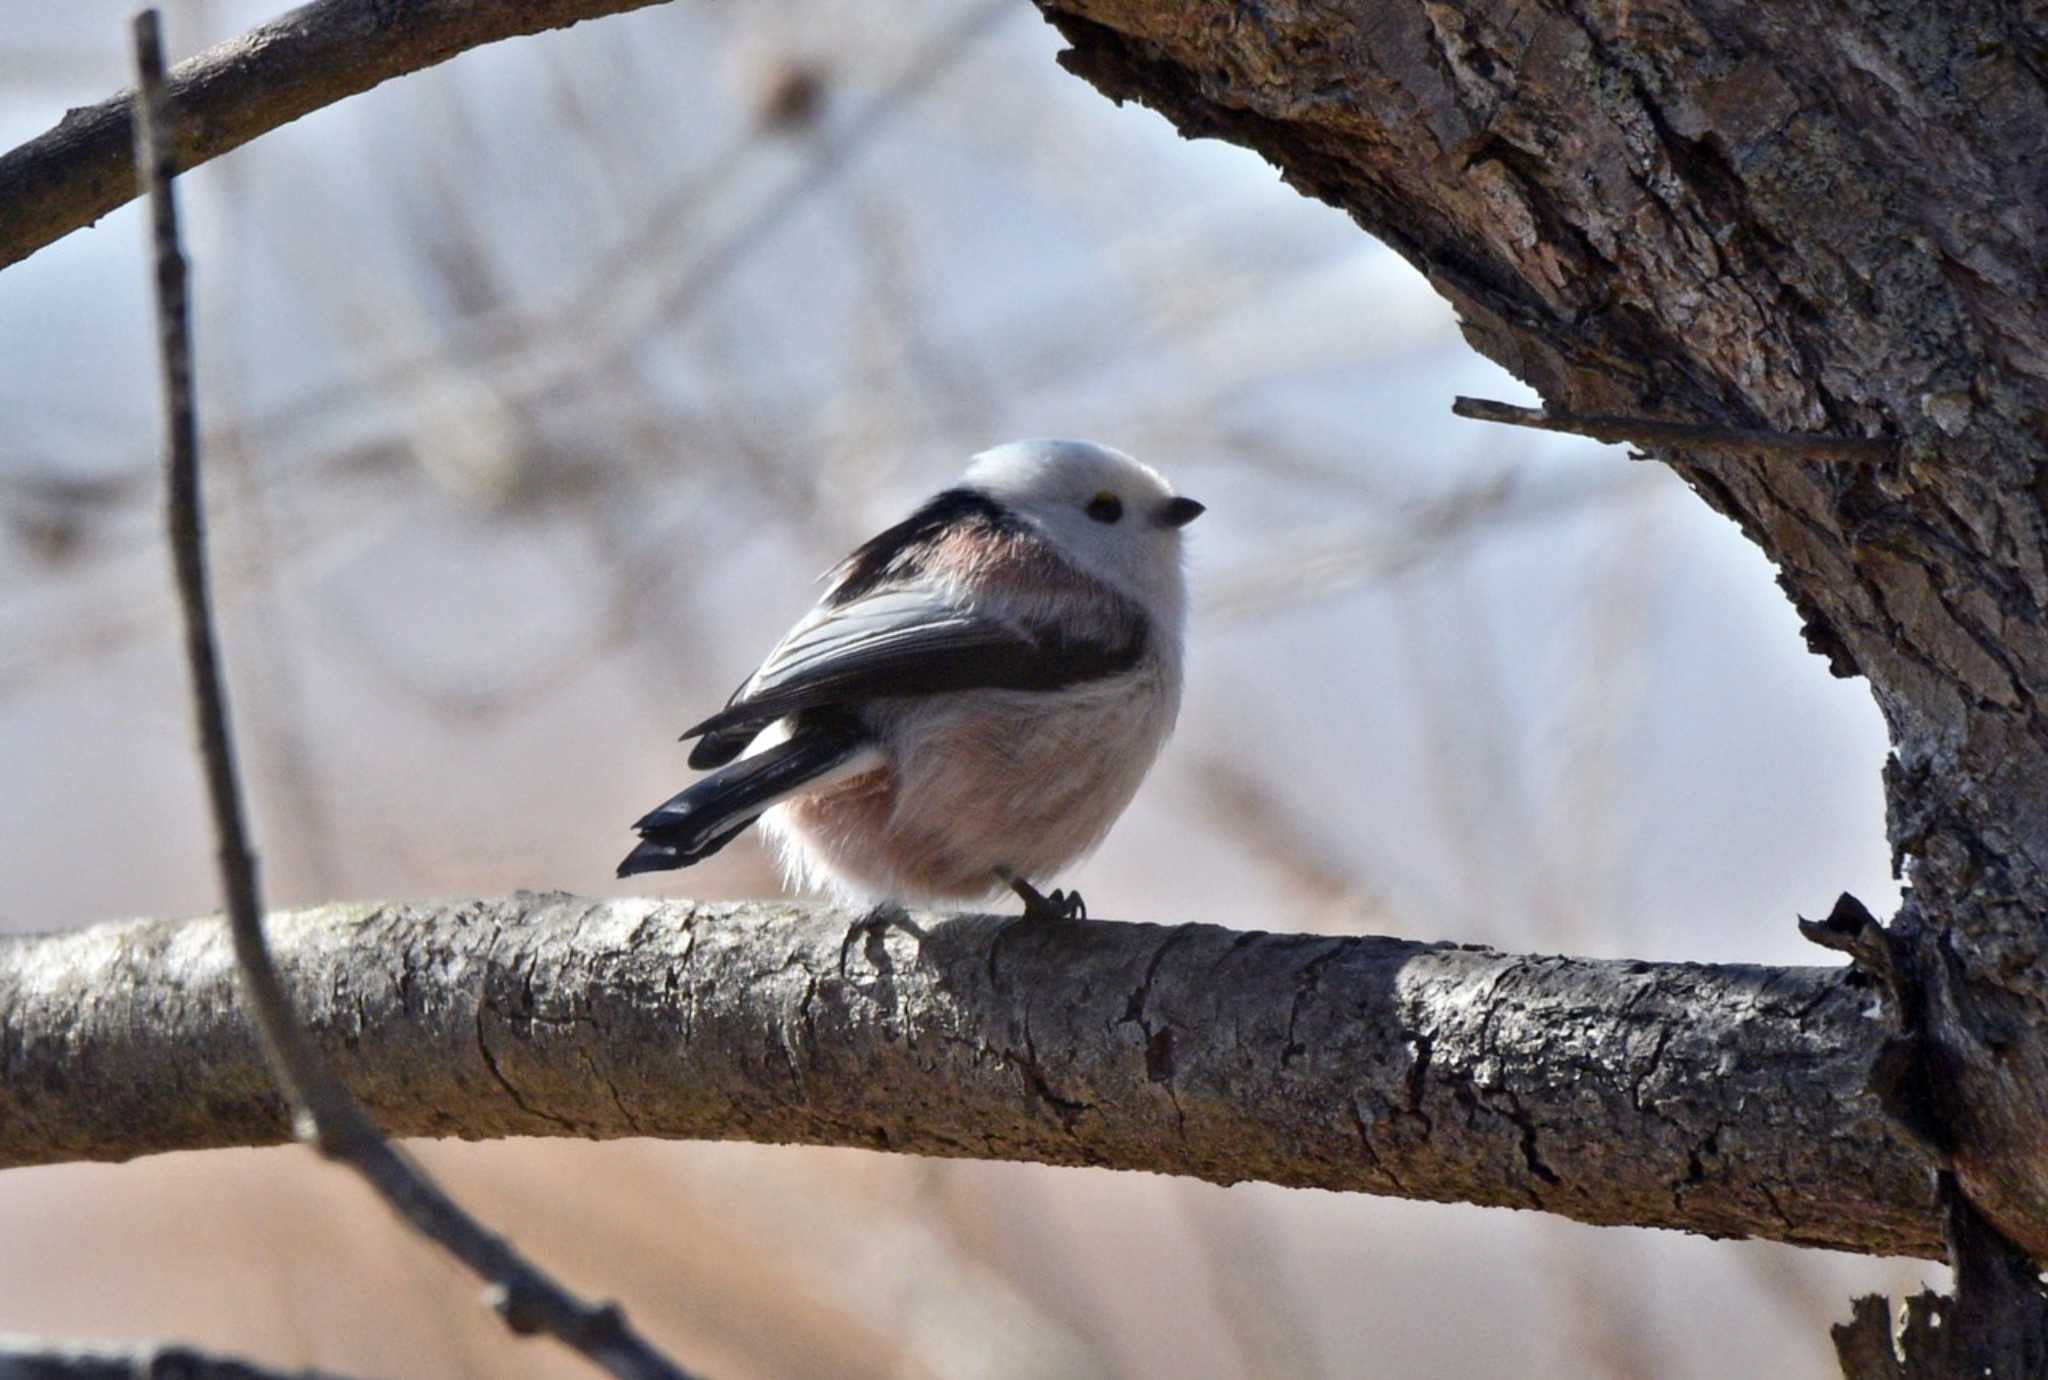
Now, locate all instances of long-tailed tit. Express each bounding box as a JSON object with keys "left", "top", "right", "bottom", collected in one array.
[{"left": 617, "top": 439, "right": 1203, "bottom": 920}]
